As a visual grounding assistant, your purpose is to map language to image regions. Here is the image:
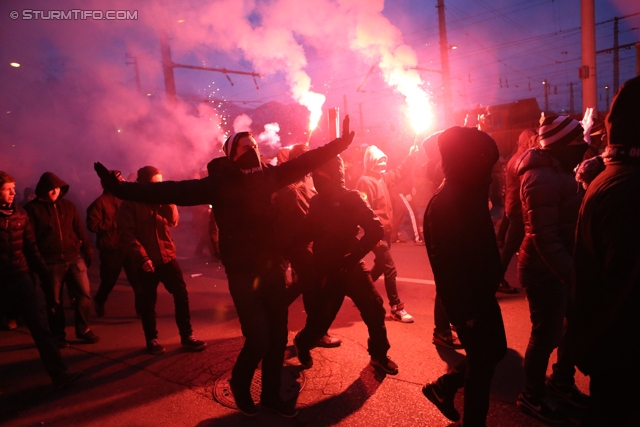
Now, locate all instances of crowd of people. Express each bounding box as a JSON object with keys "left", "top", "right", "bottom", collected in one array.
[{"left": 2, "top": 76, "right": 639, "bottom": 426}]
